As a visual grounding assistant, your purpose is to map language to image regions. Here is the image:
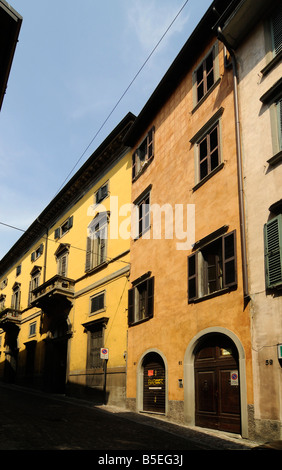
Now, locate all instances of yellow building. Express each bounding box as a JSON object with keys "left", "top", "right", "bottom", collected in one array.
[{"left": 0, "top": 113, "right": 135, "bottom": 406}]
